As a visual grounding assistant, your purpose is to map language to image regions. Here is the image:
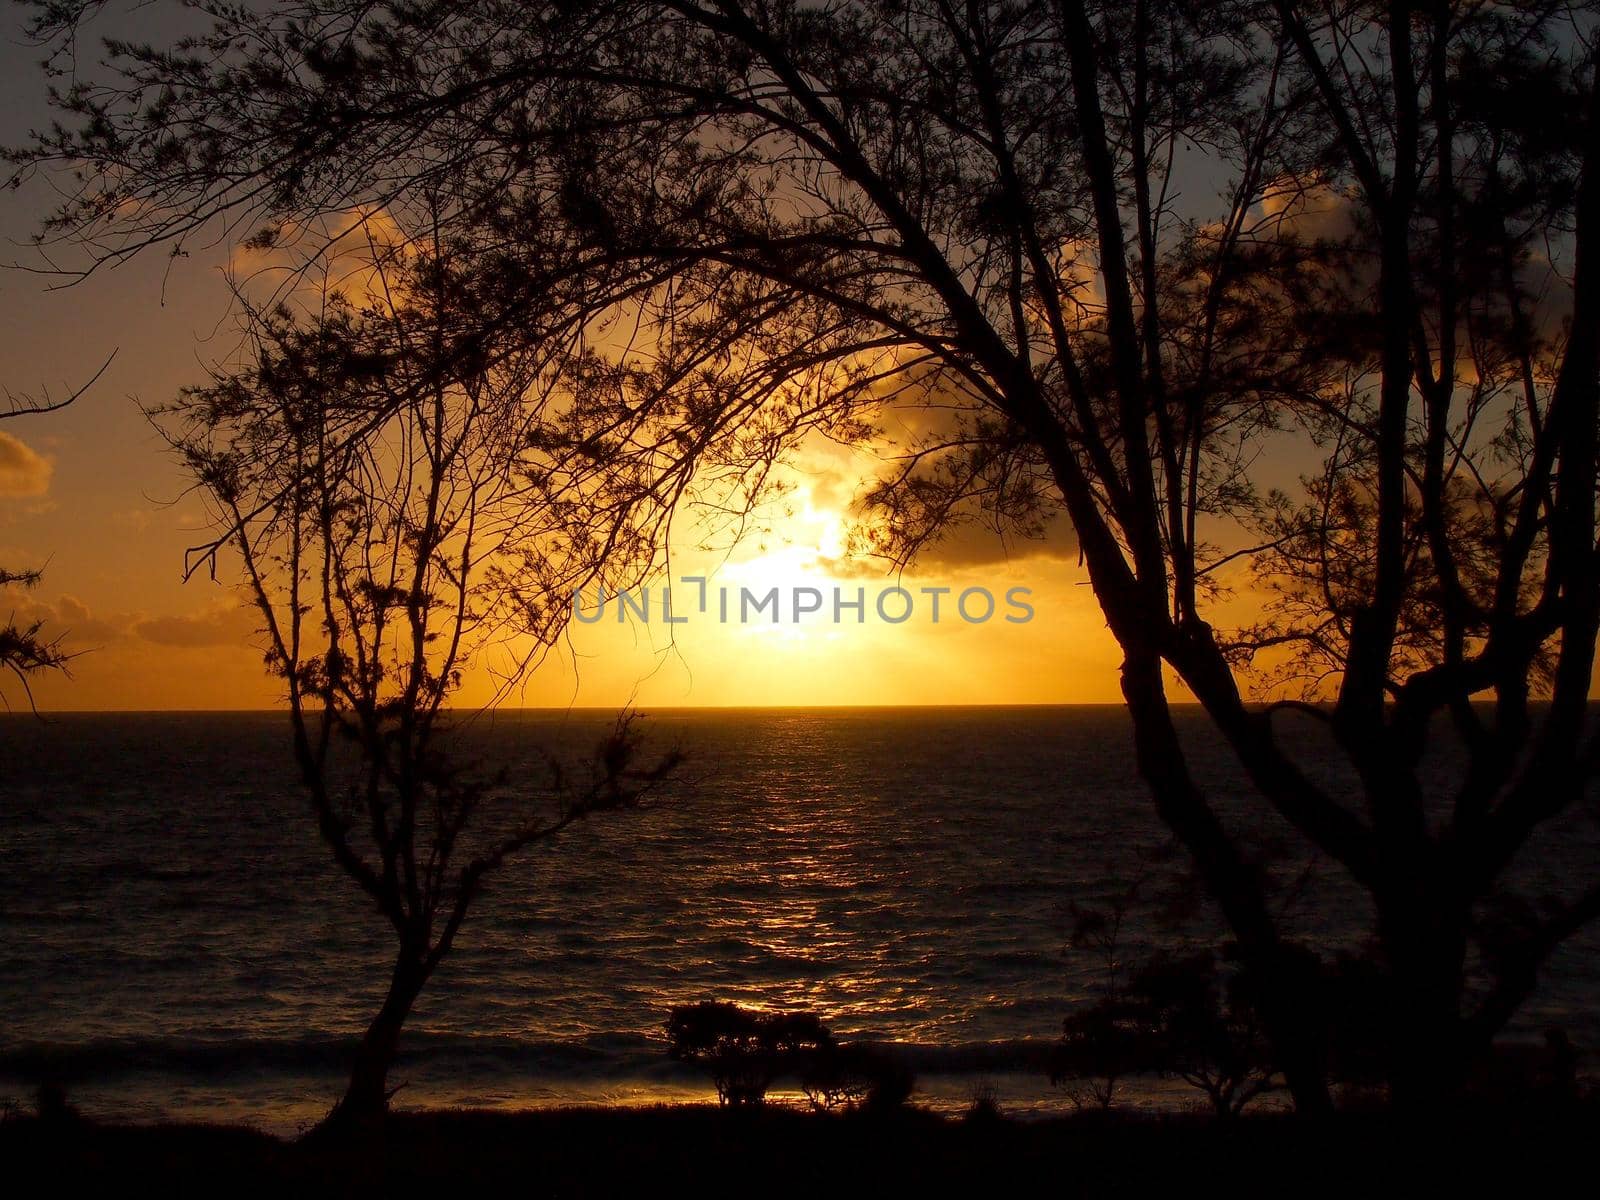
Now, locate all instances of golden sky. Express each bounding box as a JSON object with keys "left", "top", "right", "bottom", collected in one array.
[
  {"left": 0, "top": 215, "right": 1144, "bottom": 711},
  {"left": 1, "top": 19, "right": 1586, "bottom": 714},
  {"left": 0, "top": 20, "right": 1143, "bottom": 713},
  {"left": 0, "top": 217, "right": 1274, "bottom": 712},
  {"left": 0, "top": 107, "right": 1505, "bottom": 715},
  {"left": 0, "top": 205, "right": 1148, "bottom": 711},
  {"left": 0, "top": 312, "right": 1140, "bottom": 710}
]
